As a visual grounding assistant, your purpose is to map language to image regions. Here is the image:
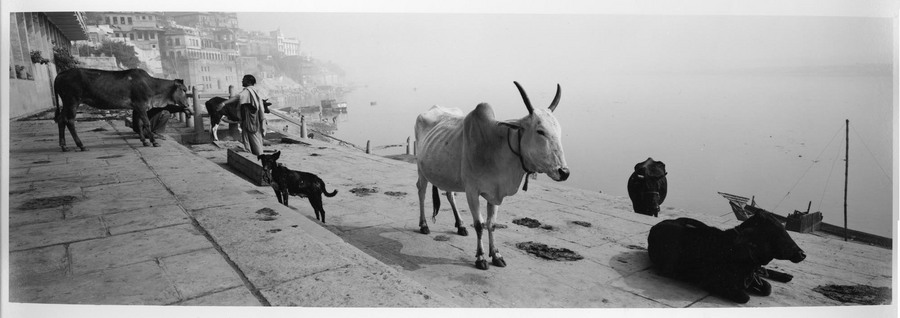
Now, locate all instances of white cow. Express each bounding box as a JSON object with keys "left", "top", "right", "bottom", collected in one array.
[{"left": 415, "top": 82, "right": 570, "bottom": 270}]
